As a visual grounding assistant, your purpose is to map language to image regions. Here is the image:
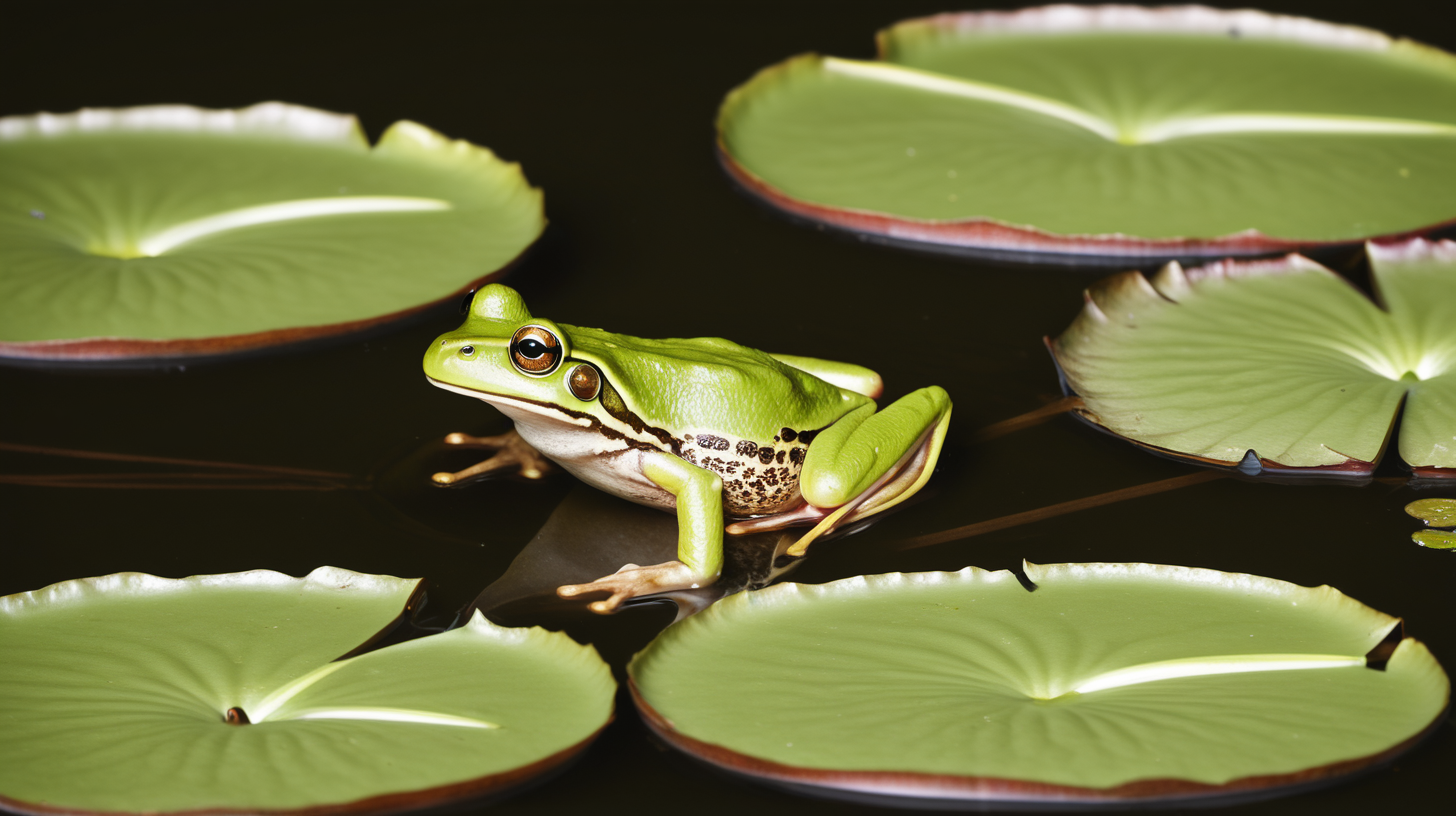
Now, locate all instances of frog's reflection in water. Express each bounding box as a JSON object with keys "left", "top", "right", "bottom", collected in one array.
[{"left": 470, "top": 485, "right": 869, "bottom": 625}]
